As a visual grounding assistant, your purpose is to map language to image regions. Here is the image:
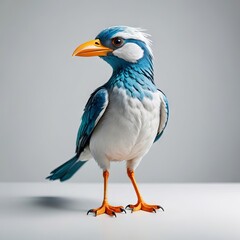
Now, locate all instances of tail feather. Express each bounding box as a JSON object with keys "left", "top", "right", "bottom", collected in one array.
[
  {"left": 46, "top": 155, "right": 87, "bottom": 182},
  {"left": 60, "top": 161, "right": 86, "bottom": 181}
]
